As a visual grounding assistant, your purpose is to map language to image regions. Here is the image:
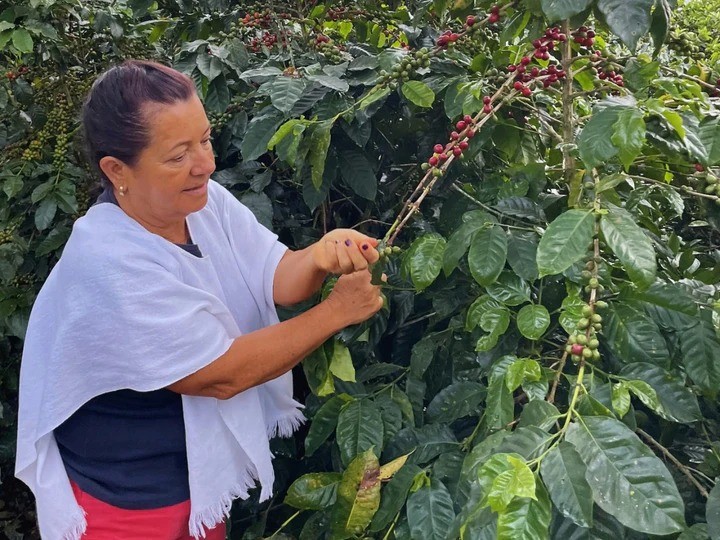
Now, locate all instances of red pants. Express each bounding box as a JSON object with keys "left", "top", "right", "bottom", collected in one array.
[{"left": 71, "top": 482, "right": 227, "bottom": 540}]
